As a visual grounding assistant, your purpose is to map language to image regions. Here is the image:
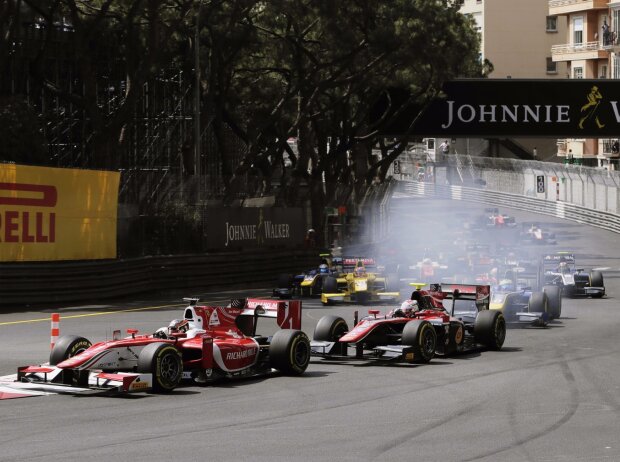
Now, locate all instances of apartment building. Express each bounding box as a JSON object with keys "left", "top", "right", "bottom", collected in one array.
[
  {"left": 550, "top": 0, "right": 620, "bottom": 166},
  {"left": 454, "top": 0, "right": 567, "bottom": 161}
]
